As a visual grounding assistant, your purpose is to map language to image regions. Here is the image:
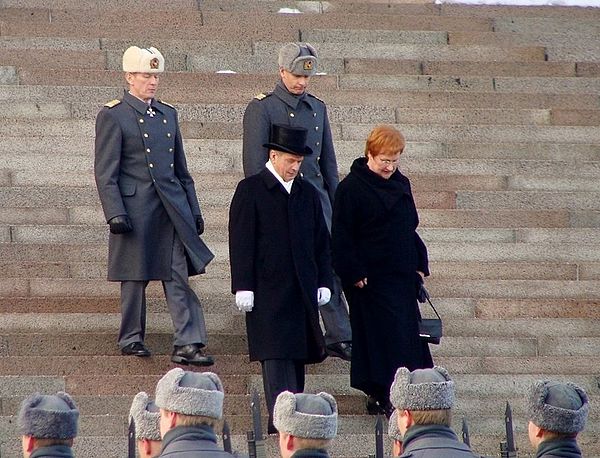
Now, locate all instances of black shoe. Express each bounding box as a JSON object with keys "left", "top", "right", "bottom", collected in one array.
[
  {"left": 121, "top": 342, "right": 151, "bottom": 357},
  {"left": 171, "top": 344, "right": 214, "bottom": 366},
  {"left": 327, "top": 342, "right": 352, "bottom": 361}
]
